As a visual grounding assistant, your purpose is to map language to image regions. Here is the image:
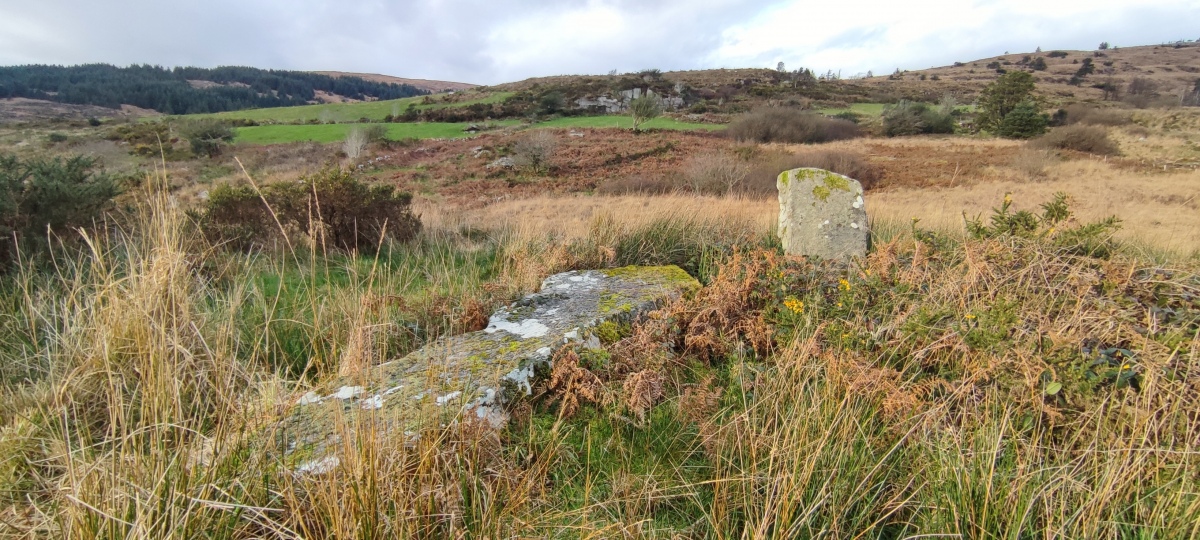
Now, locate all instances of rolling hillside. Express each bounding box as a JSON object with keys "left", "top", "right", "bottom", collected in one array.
[{"left": 313, "top": 71, "right": 477, "bottom": 93}]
